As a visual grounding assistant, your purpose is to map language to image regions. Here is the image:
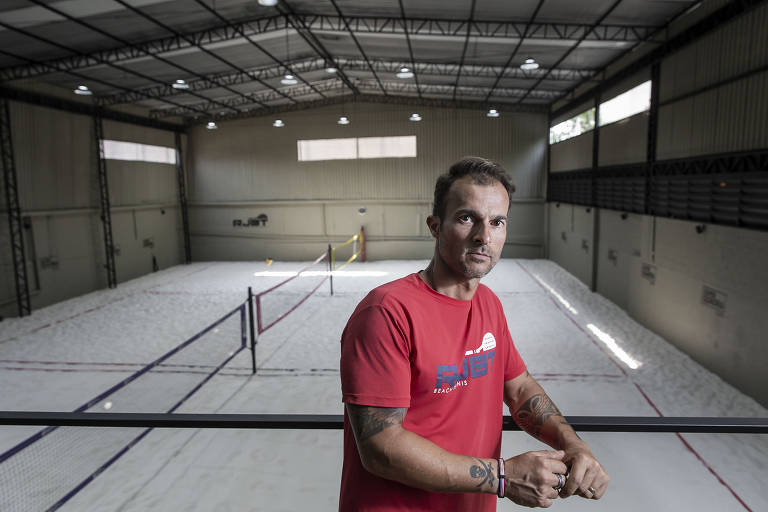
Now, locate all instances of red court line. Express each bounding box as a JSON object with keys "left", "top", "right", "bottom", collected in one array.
[{"left": 515, "top": 261, "right": 752, "bottom": 512}]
